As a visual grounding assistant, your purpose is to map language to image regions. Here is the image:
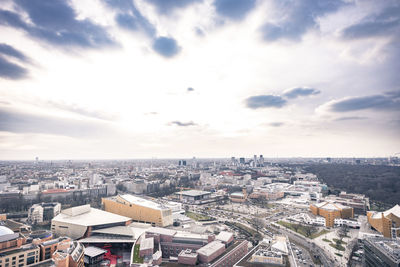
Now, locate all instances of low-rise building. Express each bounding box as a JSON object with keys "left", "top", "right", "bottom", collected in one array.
[
  {"left": 178, "top": 249, "right": 198, "bottom": 265},
  {"left": 28, "top": 202, "right": 61, "bottom": 224},
  {"left": 197, "top": 240, "right": 226, "bottom": 263},
  {"left": 53, "top": 240, "right": 84, "bottom": 267}
]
